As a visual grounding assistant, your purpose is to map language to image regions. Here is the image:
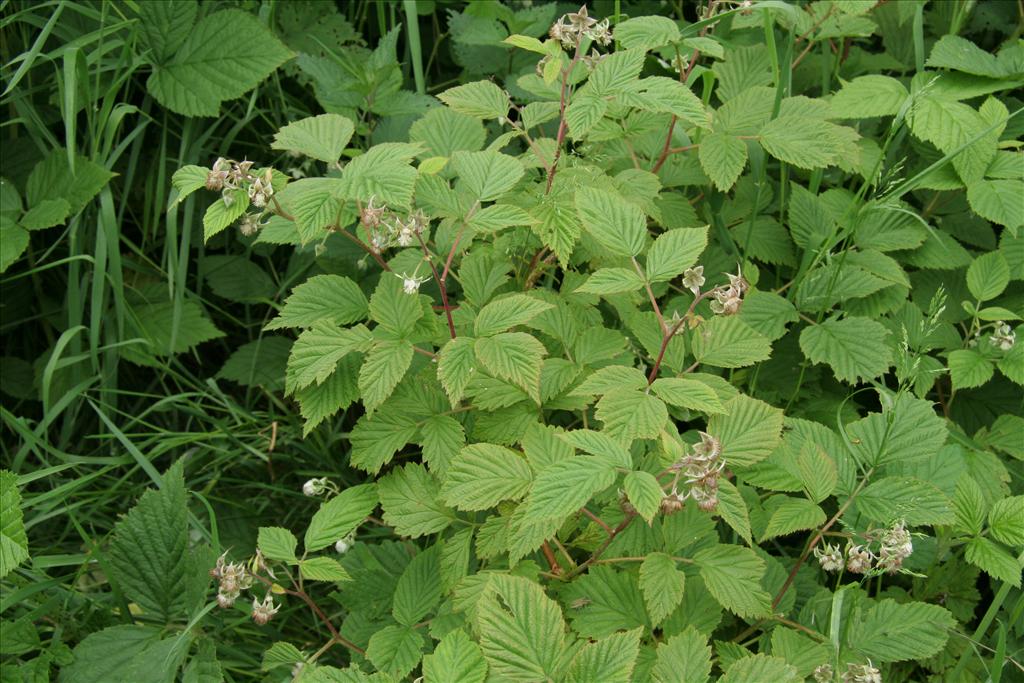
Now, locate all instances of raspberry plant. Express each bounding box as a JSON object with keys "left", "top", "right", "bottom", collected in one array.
[{"left": 6, "top": 1, "right": 1022, "bottom": 682}]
